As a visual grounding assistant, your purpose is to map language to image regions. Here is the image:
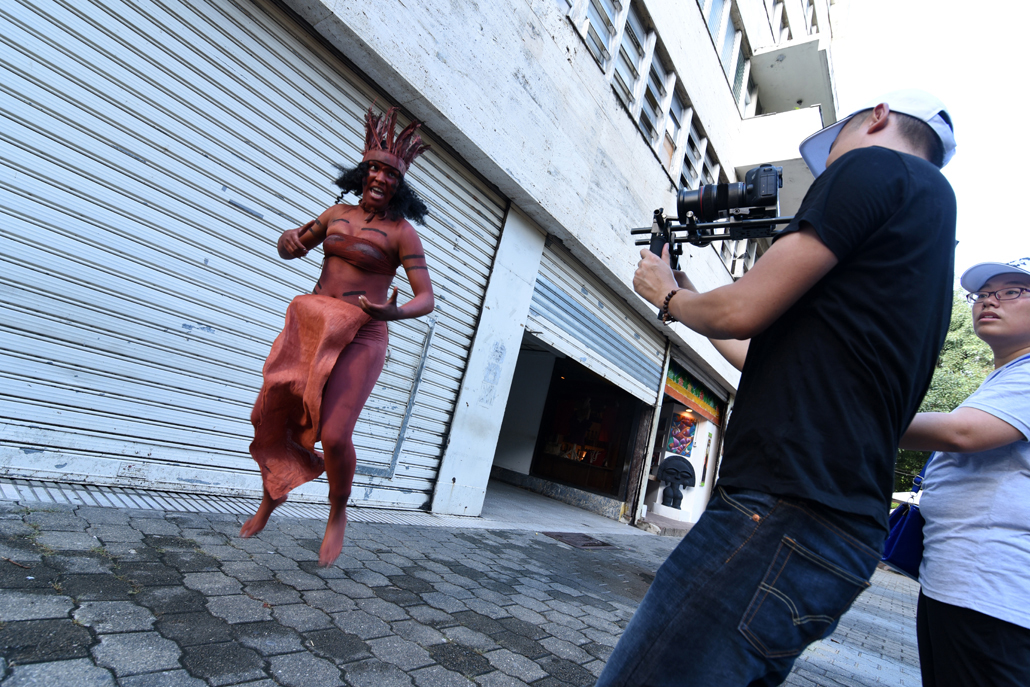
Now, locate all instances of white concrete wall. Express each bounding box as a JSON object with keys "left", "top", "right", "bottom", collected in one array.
[
  {"left": 283, "top": 0, "right": 750, "bottom": 391},
  {"left": 430, "top": 206, "right": 546, "bottom": 516},
  {"left": 737, "top": 0, "right": 777, "bottom": 50},
  {"left": 733, "top": 106, "right": 823, "bottom": 216},
  {"left": 686, "top": 420, "right": 720, "bottom": 521},
  {"left": 733, "top": 106, "right": 823, "bottom": 170},
  {"left": 491, "top": 351, "right": 556, "bottom": 476}
]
